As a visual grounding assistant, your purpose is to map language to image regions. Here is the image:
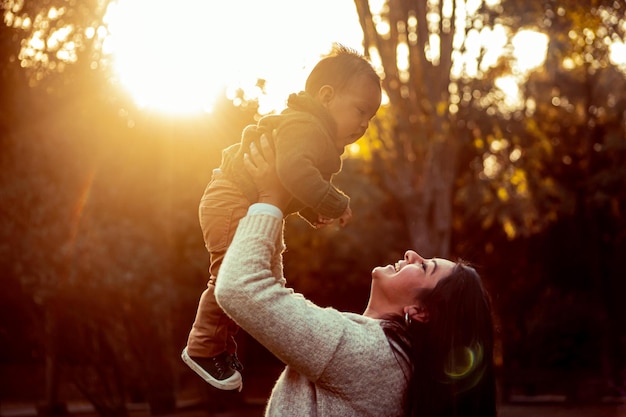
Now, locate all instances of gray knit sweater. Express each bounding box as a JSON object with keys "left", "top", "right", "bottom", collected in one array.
[{"left": 215, "top": 210, "right": 409, "bottom": 417}]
